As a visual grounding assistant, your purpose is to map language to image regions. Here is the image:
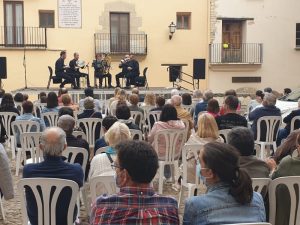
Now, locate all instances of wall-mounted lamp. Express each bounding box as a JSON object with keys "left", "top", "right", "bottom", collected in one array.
[{"left": 168, "top": 22, "right": 177, "bottom": 40}]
